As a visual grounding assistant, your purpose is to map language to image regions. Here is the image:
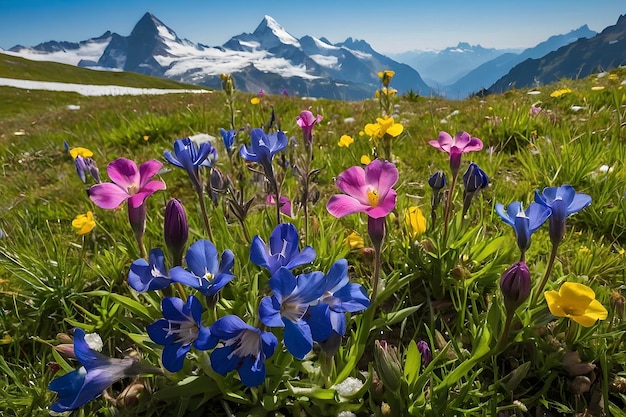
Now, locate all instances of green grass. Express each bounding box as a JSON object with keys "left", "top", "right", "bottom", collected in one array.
[{"left": 1, "top": 59, "right": 626, "bottom": 416}]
